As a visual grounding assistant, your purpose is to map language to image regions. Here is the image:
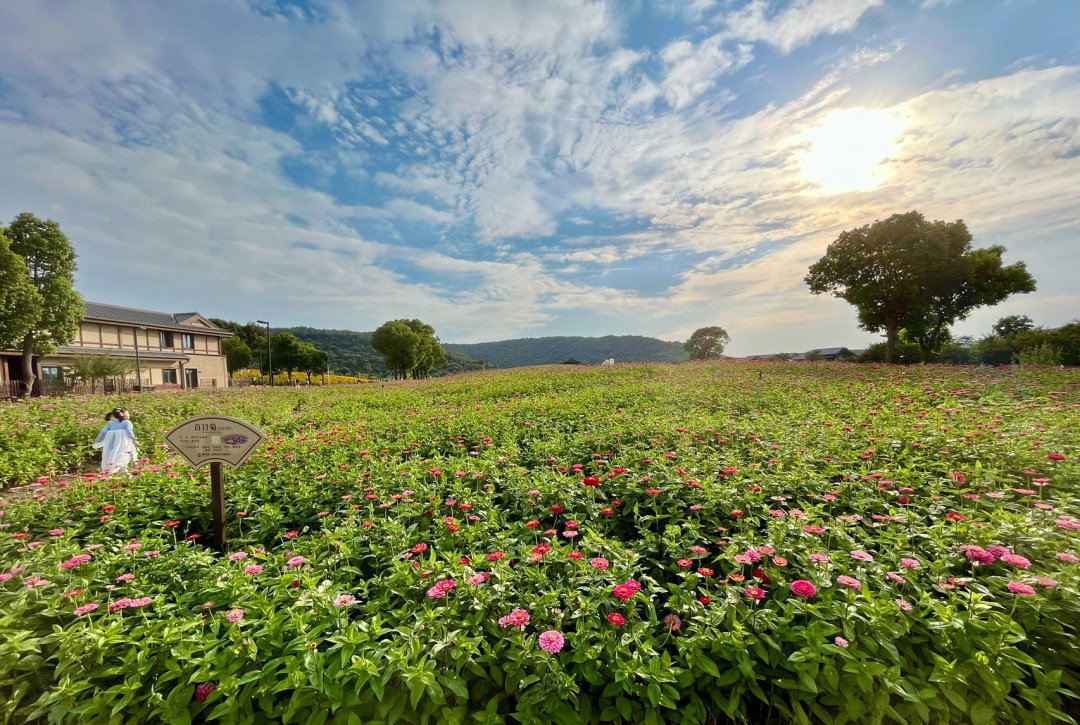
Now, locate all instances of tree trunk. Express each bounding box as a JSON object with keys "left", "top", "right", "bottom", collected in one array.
[
  {"left": 19, "top": 333, "right": 35, "bottom": 397},
  {"left": 306, "top": 371, "right": 312, "bottom": 385},
  {"left": 885, "top": 322, "right": 898, "bottom": 364}
]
